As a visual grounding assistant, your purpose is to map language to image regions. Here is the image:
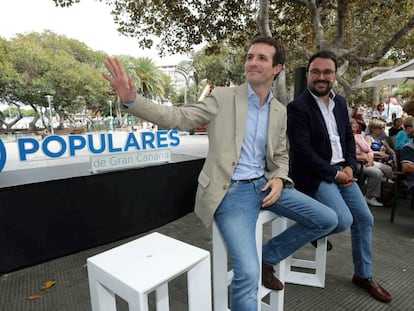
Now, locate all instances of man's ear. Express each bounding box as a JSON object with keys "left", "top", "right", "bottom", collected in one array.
[{"left": 273, "top": 64, "right": 283, "bottom": 76}]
